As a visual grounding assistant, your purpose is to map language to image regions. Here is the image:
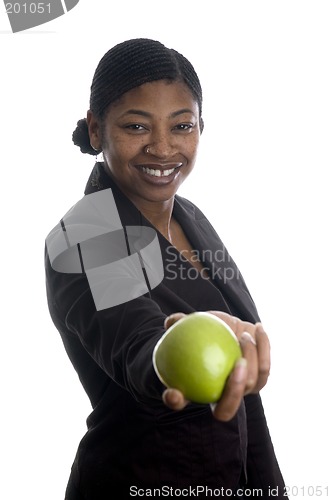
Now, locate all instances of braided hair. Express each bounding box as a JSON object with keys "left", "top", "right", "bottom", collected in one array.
[{"left": 72, "top": 38, "right": 203, "bottom": 155}]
